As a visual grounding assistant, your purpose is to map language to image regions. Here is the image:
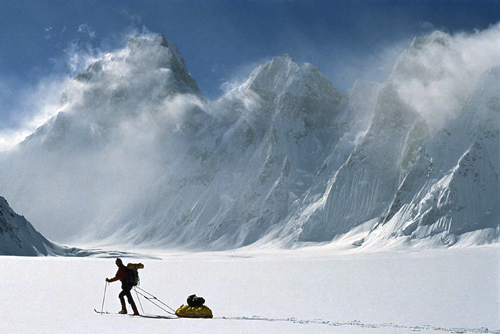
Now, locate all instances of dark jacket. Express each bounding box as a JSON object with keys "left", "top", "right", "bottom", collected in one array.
[{"left": 108, "top": 266, "right": 127, "bottom": 283}]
